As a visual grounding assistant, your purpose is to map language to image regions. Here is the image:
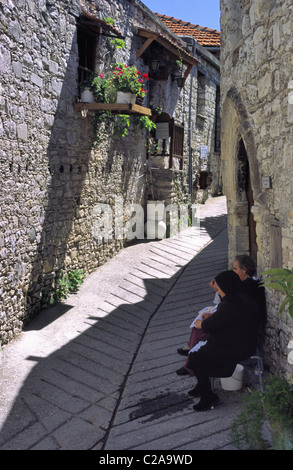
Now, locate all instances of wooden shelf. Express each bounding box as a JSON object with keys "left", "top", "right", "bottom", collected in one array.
[{"left": 75, "top": 102, "right": 152, "bottom": 116}]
